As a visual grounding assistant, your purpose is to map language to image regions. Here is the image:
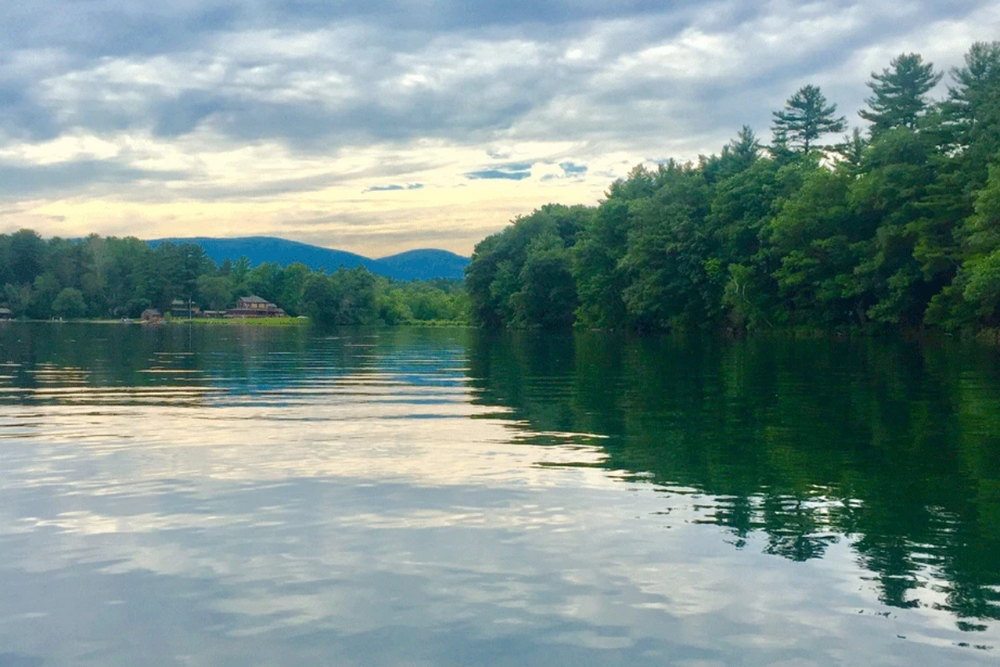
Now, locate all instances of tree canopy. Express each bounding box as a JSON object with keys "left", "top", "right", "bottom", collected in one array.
[{"left": 466, "top": 42, "right": 1000, "bottom": 335}]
